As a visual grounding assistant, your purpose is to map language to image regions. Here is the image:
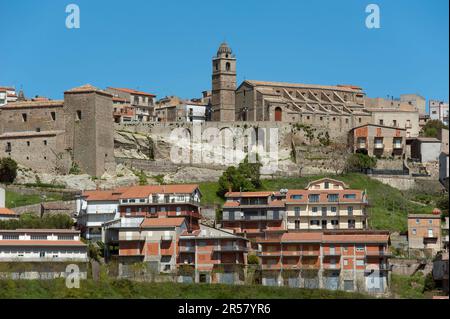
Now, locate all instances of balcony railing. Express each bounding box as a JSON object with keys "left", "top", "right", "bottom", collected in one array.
[
  {"left": 323, "top": 263, "right": 341, "bottom": 270},
  {"left": 179, "top": 246, "right": 195, "bottom": 253},
  {"left": 213, "top": 245, "right": 248, "bottom": 252},
  {"left": 365, "top": 251, "right": 391, "bottom": 257},
  {"left": 393, "top": 143, "right": 403, "bottom": 149},
  {"left": 282, "top": 251, "right": 301, "bottom": 256},
  {"left": 374, "top": 143, "right": 384, "bottom": 149},
  {"left": 258, "top": 251, "right": 282, "bottom": 257},
  {"left": 323, "top": 251, "right": 341, "bottom": 257},
  {"left": 161, "top": 235, "right": 173, "bottom": 241},
  {"left": 301, "top": 251, "right": 320, "bottom": 257}
]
